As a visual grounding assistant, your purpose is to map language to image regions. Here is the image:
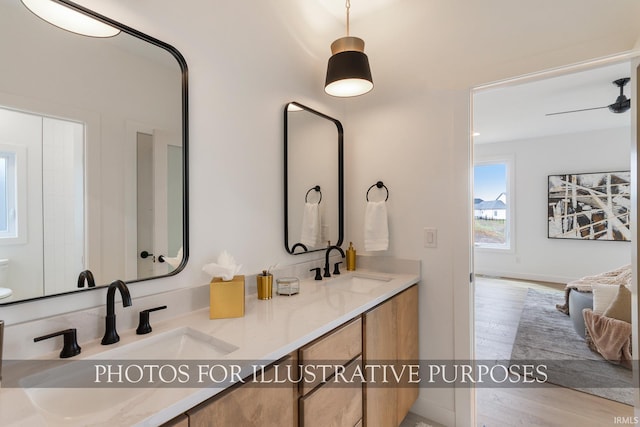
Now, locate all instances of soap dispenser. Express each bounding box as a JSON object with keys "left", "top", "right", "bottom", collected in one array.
[{"left": 346, "top": 242, "right": 356, "bottom": 271}]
